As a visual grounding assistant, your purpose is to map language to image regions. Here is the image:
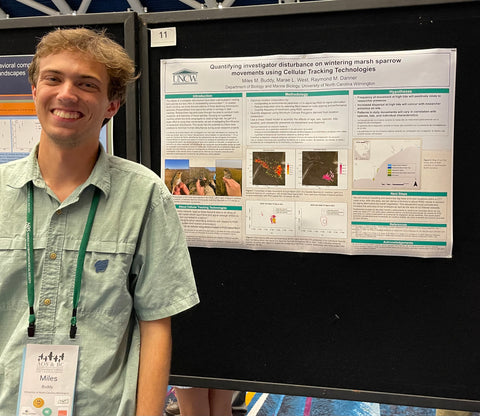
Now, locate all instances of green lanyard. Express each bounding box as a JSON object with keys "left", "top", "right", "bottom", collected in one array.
[{"left": 26, "top": 181, "right": 101, "bottom": 339}]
